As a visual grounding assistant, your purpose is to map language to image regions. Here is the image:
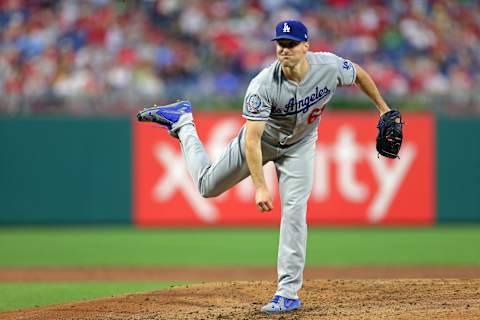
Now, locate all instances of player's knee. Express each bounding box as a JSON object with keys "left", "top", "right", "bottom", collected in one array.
[
  {"left": 198, "top": 177, "right": 224, "bottom": 198},
  {"left": 200, "top": 189, "right": 213, "bottom": 198},
  {"left": 199, "top": 187, "right": 219, "bottom": 198},
  {"left": 283, "top": 198, "right": 308, "bottom": 217}
]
